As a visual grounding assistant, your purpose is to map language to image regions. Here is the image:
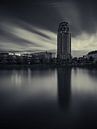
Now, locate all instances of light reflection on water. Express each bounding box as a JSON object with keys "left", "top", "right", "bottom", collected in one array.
[{"left": 0, "top": 68, "right": 97, "bottom": 129}]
